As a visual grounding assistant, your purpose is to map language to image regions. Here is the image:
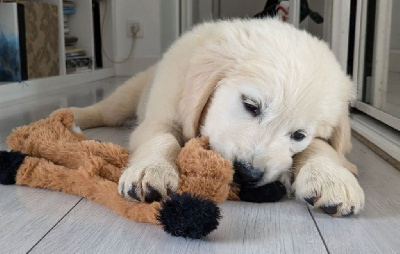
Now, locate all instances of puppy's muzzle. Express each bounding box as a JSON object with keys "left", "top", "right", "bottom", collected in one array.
[{"left": 233, "top": 161, "right": 264, "bottom": 185}]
